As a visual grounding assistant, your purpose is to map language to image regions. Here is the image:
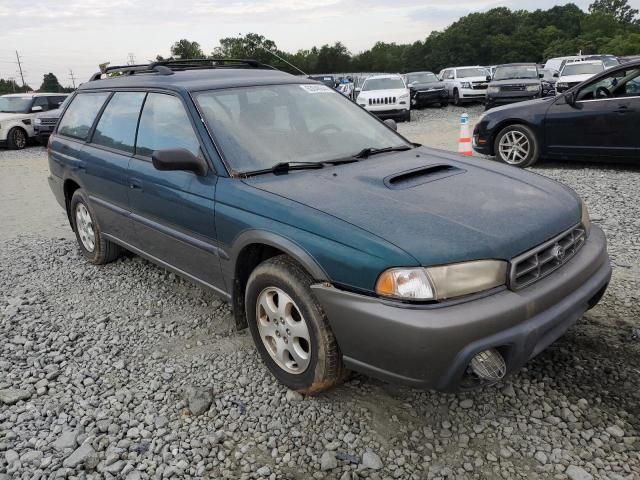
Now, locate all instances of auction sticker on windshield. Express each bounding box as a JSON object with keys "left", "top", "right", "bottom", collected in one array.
[{"left": 300, "top": 84, "right": 333, "bottom": 94}]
